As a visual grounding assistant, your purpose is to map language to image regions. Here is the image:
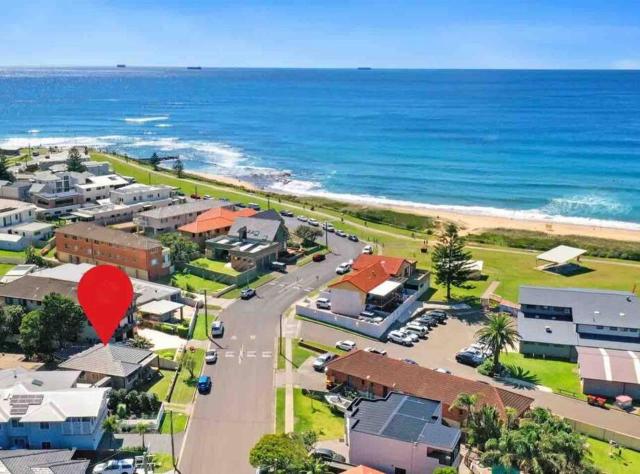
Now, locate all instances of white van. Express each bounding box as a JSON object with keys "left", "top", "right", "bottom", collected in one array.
[
  {"left": 404, "top": 323, "right": 428, "bottom": 338},
  {"left": 316, "top": 298, "right": 331, "bottom": 310}
]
